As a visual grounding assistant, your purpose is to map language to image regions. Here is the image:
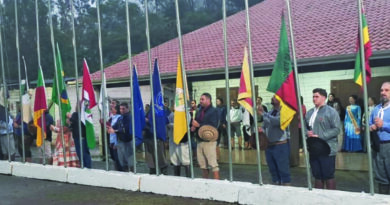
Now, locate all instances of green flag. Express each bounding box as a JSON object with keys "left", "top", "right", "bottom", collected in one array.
[{"left": 51, "top": 44, "right": 71, "bottom": 124}]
